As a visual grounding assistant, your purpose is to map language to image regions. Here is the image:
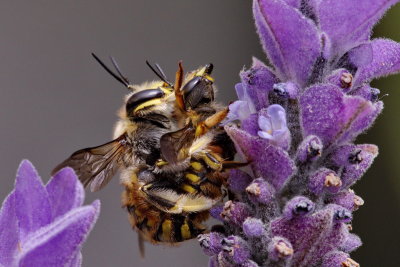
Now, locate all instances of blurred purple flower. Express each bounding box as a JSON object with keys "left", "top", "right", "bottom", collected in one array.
[
  {"left": 0, "top": 160, "right": 100, "bottom": 267},
  {"left": 201, "top": 0, "right": 400, "bottom": 266}
]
